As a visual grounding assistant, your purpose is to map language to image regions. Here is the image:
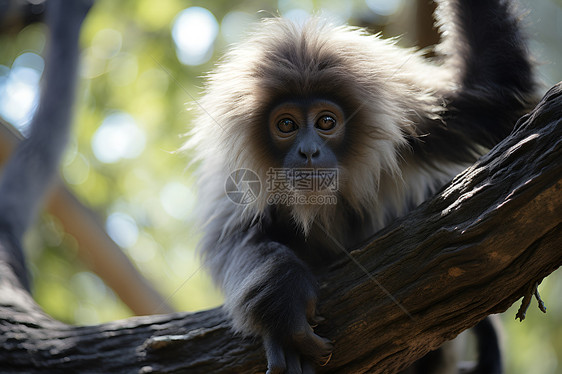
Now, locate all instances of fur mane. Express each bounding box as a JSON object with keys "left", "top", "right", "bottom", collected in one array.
[{"left": 187, "top": 17, "right": 449, "bottom": 235}]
